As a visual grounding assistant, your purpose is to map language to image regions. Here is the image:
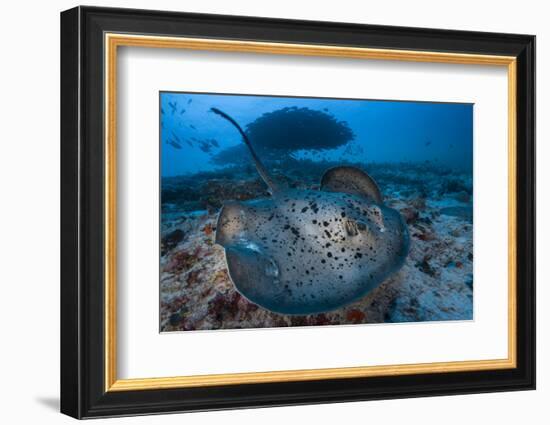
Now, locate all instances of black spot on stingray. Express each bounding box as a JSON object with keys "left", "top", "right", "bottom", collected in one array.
[
  {"left": 324, "top": 230, "right": 332, "bottom": 238},
  {"left": 327, "top": 252, "right": 333, "bottom": 258},
  {"left": 301, "top": 207, "right": 309, "bottom": 213},
  {"left": 284, "top": 224, "right": 290, "bottom": 230},
  {"left": 341, "top": 212, "right": 346, "bottom": 218},
  {"left": 312, "top": 219, "right": 317, "bottom": 224},
  {"left": 323, "top": 221, "right": 329, "bottom": 227}
]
